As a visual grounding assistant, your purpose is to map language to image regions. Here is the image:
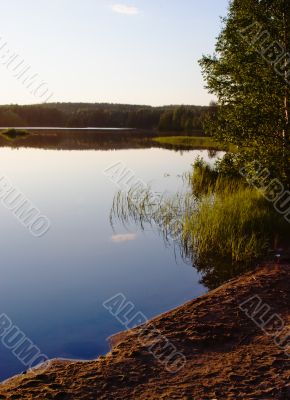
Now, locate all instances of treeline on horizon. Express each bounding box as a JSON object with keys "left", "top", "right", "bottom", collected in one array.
[{"left": 0, "top": 103, "right": 213, "bottom": 132}]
